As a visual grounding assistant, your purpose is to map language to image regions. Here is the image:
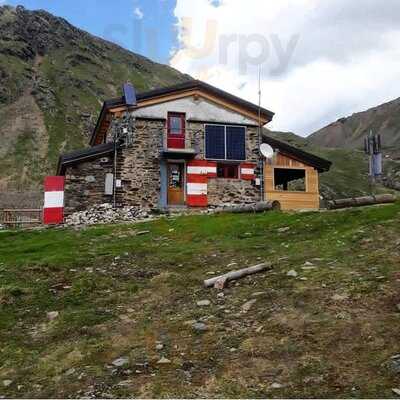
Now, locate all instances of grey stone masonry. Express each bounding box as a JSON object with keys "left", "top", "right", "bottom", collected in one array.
[
  {"left": 63, "top": 112, "right": 262, "bottom": 212},
  {"left": 64, "top": 156, "right": 114, "bottom": 215},
  {"left": 116, "top": 117, "right": 164, "bottom": 209}
]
